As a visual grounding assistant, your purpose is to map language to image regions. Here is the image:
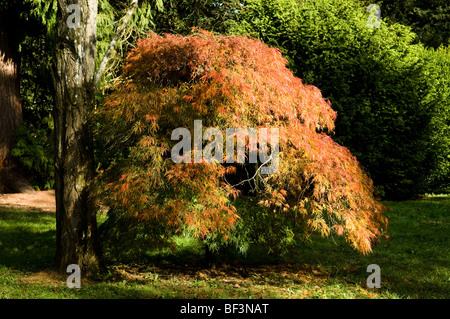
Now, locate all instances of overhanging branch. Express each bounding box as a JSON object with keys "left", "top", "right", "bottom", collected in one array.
[
  {"left": 93, "top": 0, "right": 138, "bottom": 89},
  {"left": 225, "top": 155, "right": 273, "bottom": 189}
]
